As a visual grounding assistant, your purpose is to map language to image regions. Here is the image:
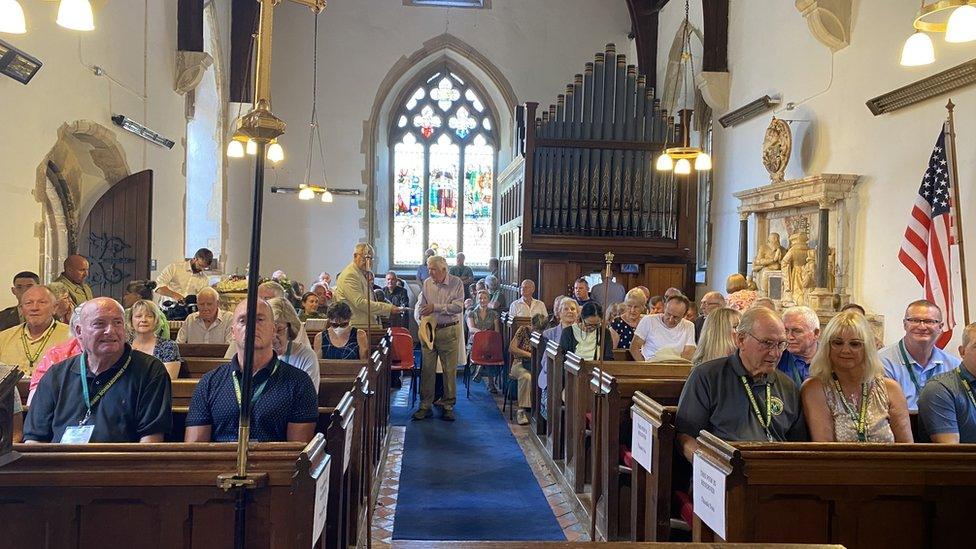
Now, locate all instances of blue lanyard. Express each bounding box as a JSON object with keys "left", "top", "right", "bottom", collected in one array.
[
  {"left": 79, "top": 352, "right": 132, "bottom": 425},
  {"left": 898, "top": 340, "right": 923, "bottom": 396}
]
